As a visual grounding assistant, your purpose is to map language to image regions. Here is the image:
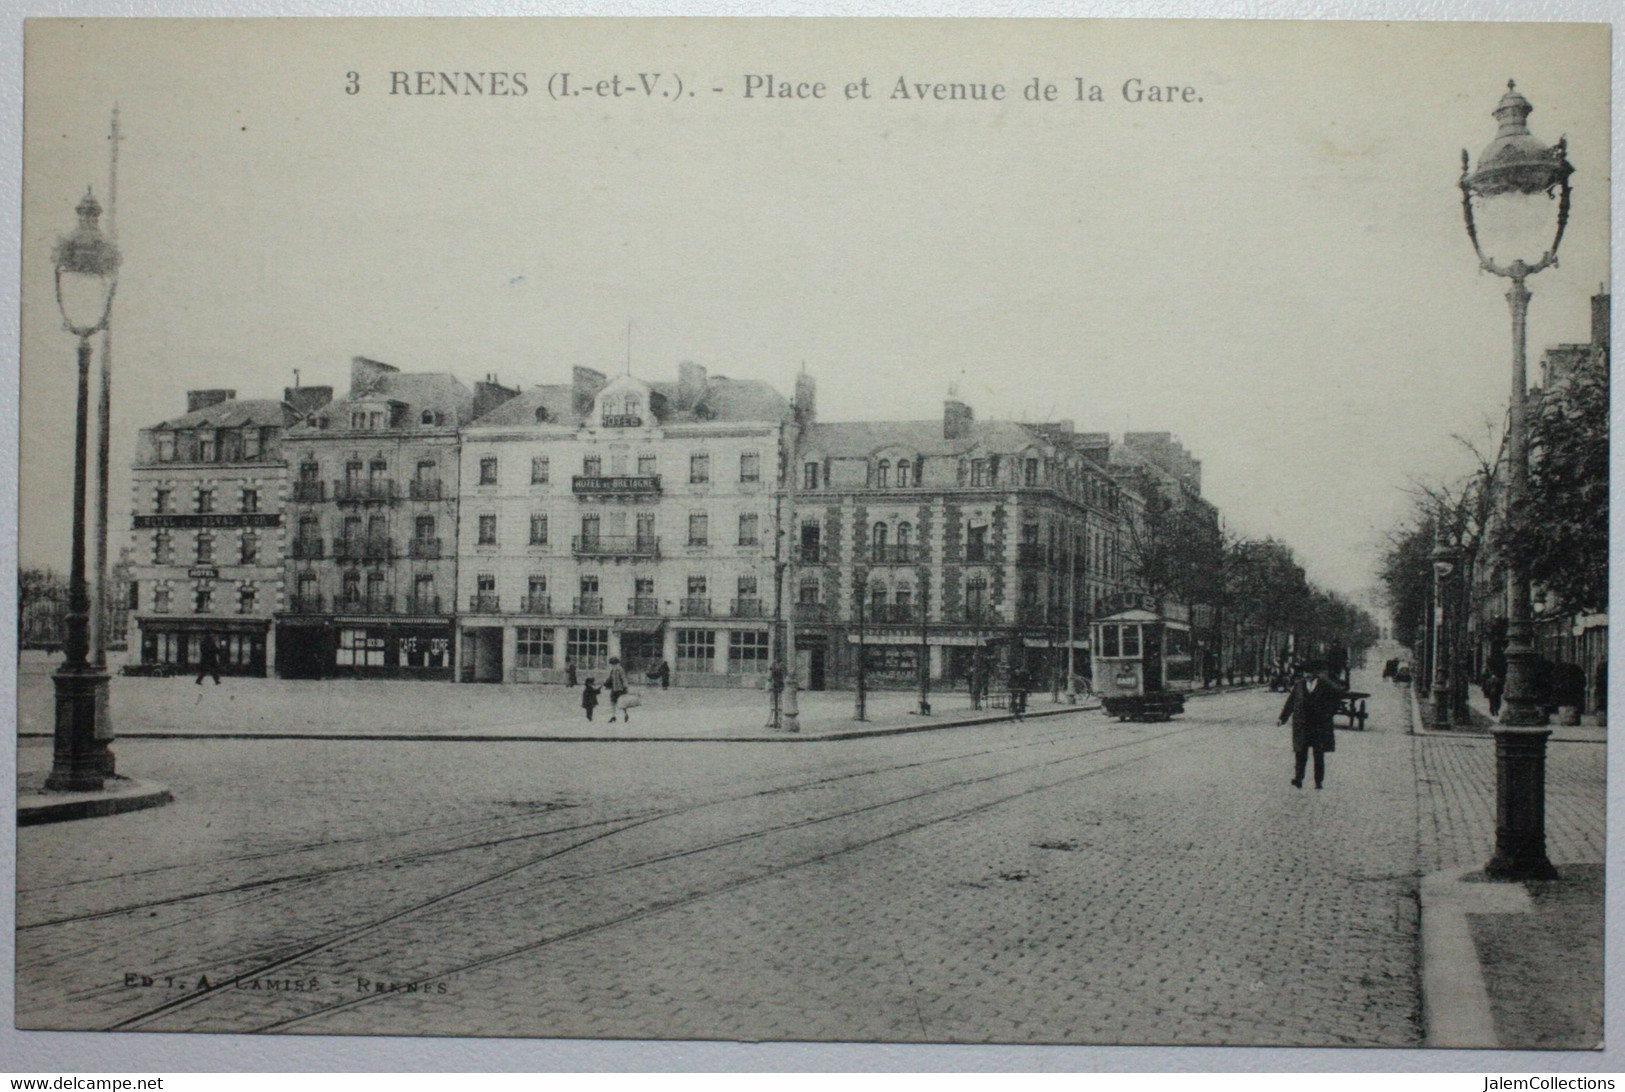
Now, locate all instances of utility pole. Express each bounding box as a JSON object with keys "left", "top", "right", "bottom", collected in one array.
[{"left": 781, "top": 399, "right": 801, "bottom": 732}]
